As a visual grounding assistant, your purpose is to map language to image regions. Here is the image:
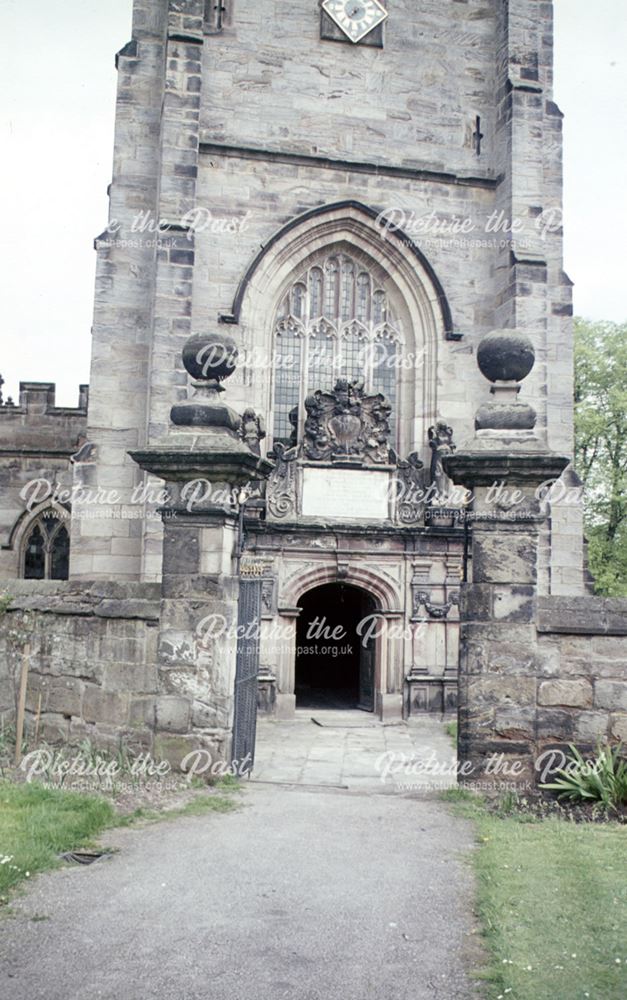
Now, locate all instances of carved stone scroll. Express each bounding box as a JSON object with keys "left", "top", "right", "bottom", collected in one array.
[{"left": 266, "top": 442, "right": 299, "bottom": 518}]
